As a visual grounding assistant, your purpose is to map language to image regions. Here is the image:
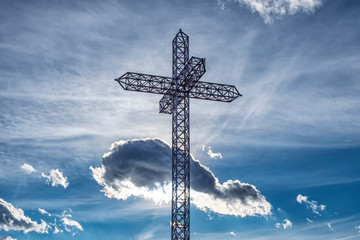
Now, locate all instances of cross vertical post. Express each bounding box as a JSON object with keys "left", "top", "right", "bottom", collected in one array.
[
  {"left": 115, "top": 29, "right": 242, "bottom": 240},
  {"left": 171, "top": 29, "right": 190, "bottom": 240}
]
